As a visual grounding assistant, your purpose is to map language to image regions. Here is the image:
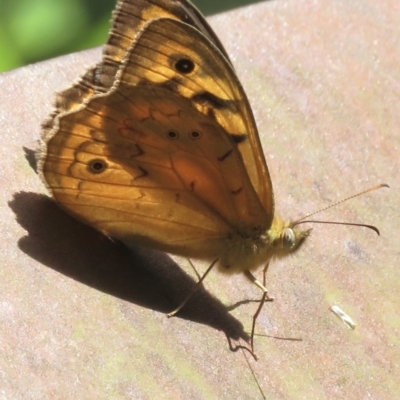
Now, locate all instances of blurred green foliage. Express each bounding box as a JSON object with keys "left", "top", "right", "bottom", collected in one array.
[{"left": 0, "top": 0, "right": 262, "bottom": 73}]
